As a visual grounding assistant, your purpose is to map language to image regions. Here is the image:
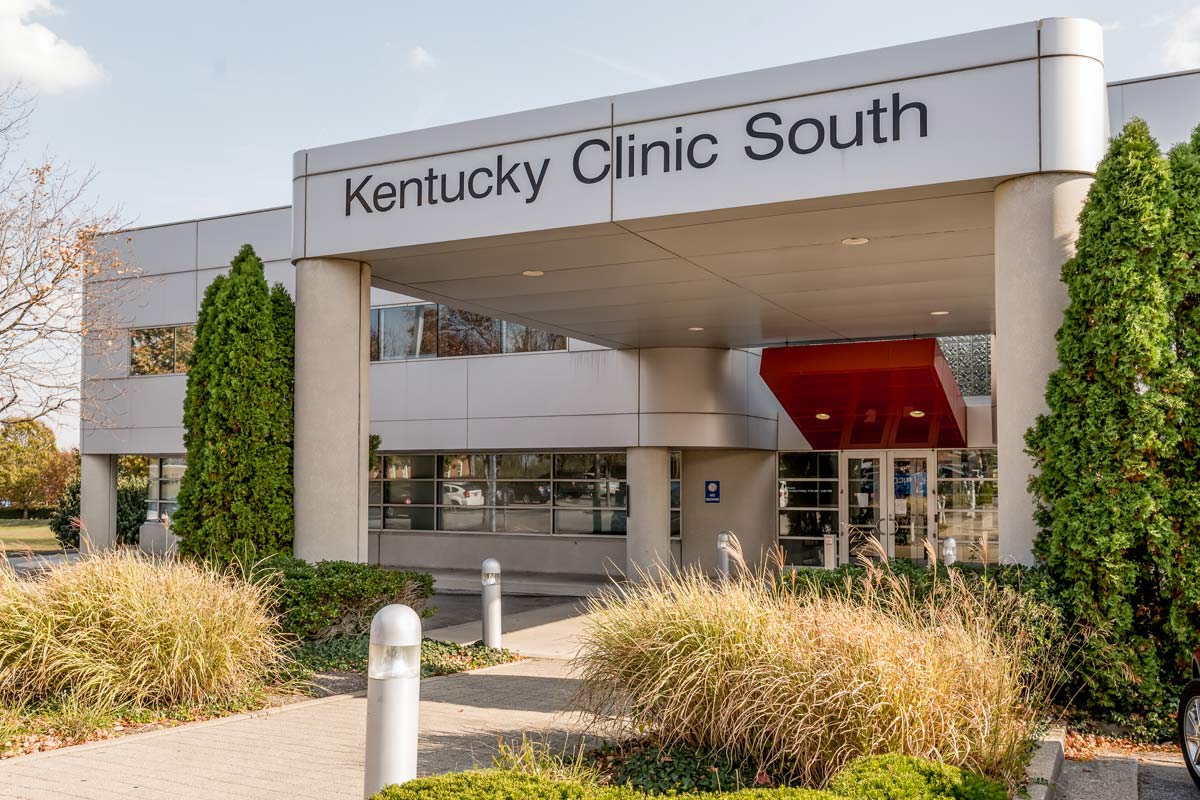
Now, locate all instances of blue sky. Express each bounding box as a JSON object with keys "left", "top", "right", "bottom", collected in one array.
[{"left": 4, "top": 0, "right": 1200, "bottom": 228}]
